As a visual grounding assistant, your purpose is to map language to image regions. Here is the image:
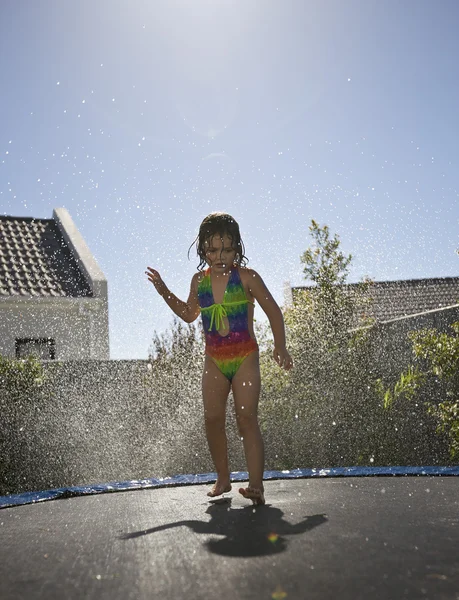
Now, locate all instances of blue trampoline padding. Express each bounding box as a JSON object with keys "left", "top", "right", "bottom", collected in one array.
[{"left": 1, "top": 465, "right": 458, "bottom": 509}]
